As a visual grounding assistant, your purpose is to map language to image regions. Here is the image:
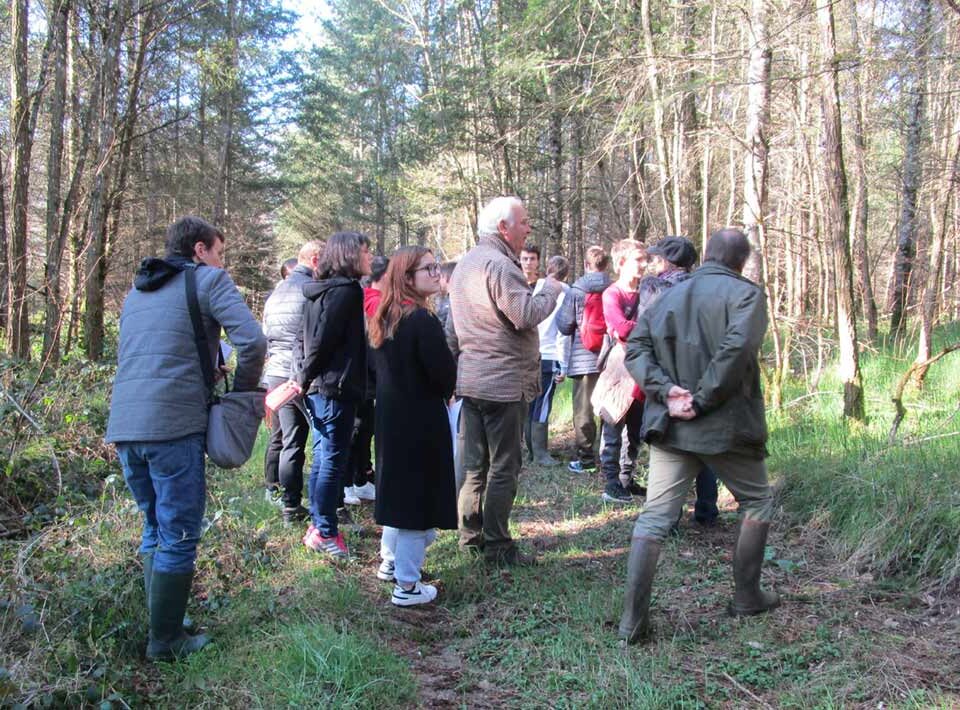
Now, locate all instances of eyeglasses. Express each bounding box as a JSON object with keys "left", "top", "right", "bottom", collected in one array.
[{"left": 411, "top": 263, "right": 440, "bottom": 277}]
